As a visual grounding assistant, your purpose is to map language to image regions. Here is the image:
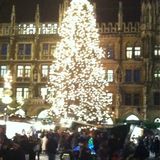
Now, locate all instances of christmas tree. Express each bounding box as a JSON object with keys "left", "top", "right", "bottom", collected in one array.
[{"left": 47, "top": 0, "right": 112, "bottom": 124}]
